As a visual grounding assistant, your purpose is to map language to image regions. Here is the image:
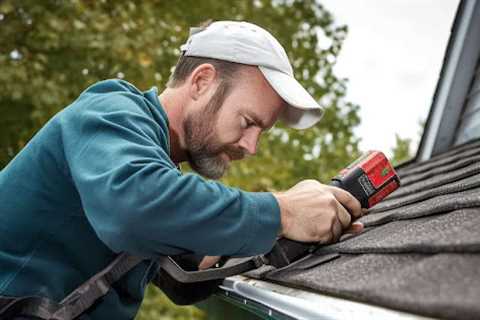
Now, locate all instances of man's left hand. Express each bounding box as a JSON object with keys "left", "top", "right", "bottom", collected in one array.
[{"left": 198, "top": 256, "right": 221, "bottom": 270}]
